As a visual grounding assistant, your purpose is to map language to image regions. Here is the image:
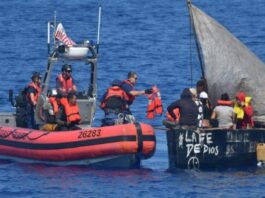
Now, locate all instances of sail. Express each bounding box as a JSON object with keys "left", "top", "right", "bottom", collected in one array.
[{"left": 190, "top": 4, "right": 265, "bottom": 123}]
